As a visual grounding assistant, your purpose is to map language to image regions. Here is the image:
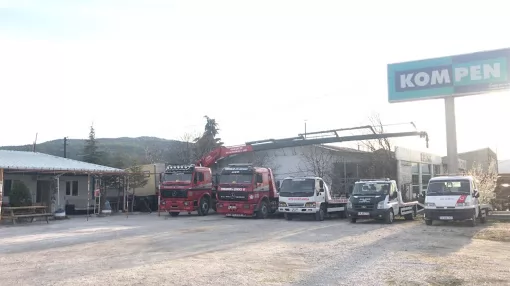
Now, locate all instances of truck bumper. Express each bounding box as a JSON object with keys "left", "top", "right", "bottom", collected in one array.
[
  {"left": 424, "top": 208, "right": 476, "bottom": 221},
  {"left": 159, "top": 200, "right": 196, "bottom": 213},
  {"left": 216, "top": 202, "right": 257, "bottom": 217},
  {"left": 278, "top": 207, "right": 317, "bottom": 214},
  {"left": 347, "top": 209, "right": 387, "bottom": 219}
]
